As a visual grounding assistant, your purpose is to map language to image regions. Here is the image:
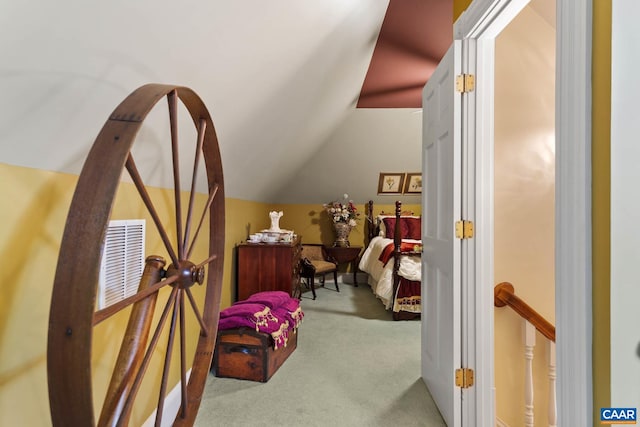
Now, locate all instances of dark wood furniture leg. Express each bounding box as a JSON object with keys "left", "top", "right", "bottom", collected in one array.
[
  {"left": 351, "top": 259, "right": 358, "bottom": 286},
  {"left": 324, "top": 246, "right": 362, "bottom": 288},
  {"left": 309, "top": 276, "right": 316, "bottom": 300},
  {"left": 319, "top": 272, "right": 339, "bottom": 292}
]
